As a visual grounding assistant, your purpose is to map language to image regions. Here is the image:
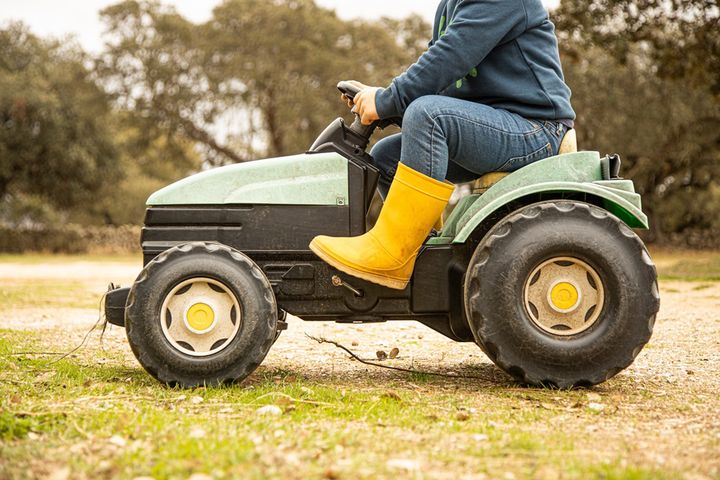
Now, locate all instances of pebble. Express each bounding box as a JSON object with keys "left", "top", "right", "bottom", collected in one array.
[
  {"left": 386, "top": 458, "right": 420, "bottom": 471},
  {"left": 256, "top": 405, "right": 283, "bottom": 416}
]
